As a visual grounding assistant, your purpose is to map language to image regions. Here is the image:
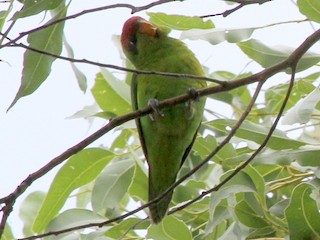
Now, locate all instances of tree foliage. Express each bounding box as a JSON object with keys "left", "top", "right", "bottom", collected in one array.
[{"left": 1, "top": 1, "right": 320, "bottom": 239}]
